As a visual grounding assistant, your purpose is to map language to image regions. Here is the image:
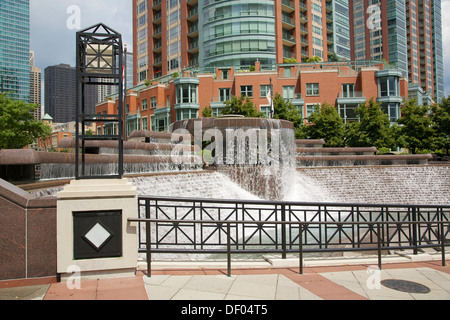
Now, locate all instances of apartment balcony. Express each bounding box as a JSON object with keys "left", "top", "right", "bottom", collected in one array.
[
  {"left": 187, "top": 23, "right": 198, "bottom": 38},
  {"left": 282, "top": 15, "right": 295, "bottom": 30},
  {"left": 299, "top": 24, "right": 308, "bottom": 35},
  {"left": 153, "top": 41, "right": 162, "bottom": 53},
  {"left": 299, "top": 14, "right": 308, "bottom": 23},
  {"left": 281, "top": 0, "right": 295, "bottom": 13},
  {"left": 153, "top": 26, "right": 162, "bottom": 39},
  {"left": 301, "top": 48, "right": 309, "bottom": 59},
  {"left": 153, "top": 55, "right": 162, "bottom": 67},
  {"left": 282, "top": 30, "right": 296, "bottom": 47},
  {"left": 292, "top": 93, "right": 304, "bottom": 107},
  {"left": 187, "top": 6, "right": 198, "bottom": 22},
  {"left": 187, "top": 0, "right": 198, "bottom": 6},
  {"left": 188, "top": 39, "right": 199, "bottom": 54},
  {"left": 153, "top": 11, "right": 162, "bottom": 24},
  {"left": 299, "top": 1, "right": 307, "bottom": 12},
  {"left": 326, "top": 23, "right": 333, "bottom": 34},
  {"left": 152, "top": 0, "right": 161, "bottom": 10},
  {"left": 300, "top": 37, "right": 309, "bottom": 47},
  {"left": 336, "top": 91, "right": 366, "bottom": 105}
]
